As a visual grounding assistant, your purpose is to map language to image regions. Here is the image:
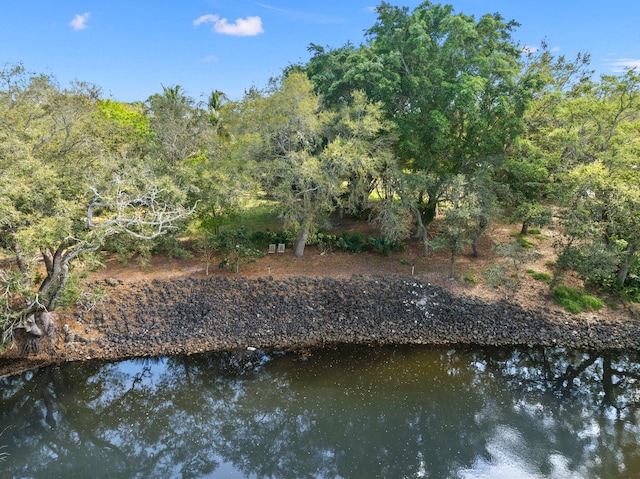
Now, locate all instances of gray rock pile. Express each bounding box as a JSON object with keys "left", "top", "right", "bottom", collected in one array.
[{"left": 65, "top": 275, "right": 640, "bottom": 361}]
